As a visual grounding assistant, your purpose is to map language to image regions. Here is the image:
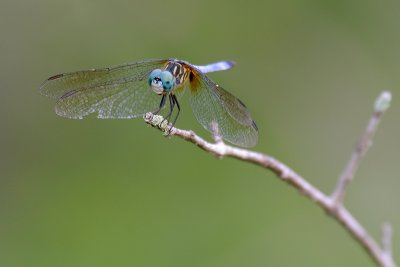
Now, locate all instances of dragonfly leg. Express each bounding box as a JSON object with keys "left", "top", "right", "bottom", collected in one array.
[
  {"left": 161, "top": 94, "right": 175, "bottom": 135},
  {"left": 164, "top": 94, "right": 175, "bottom": 121},
  {"left": 153, "top": 94, "right": 166, "bottom": 115},
  {"left": 170, "top": 94, "right": 180, "bottom": 128}
]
